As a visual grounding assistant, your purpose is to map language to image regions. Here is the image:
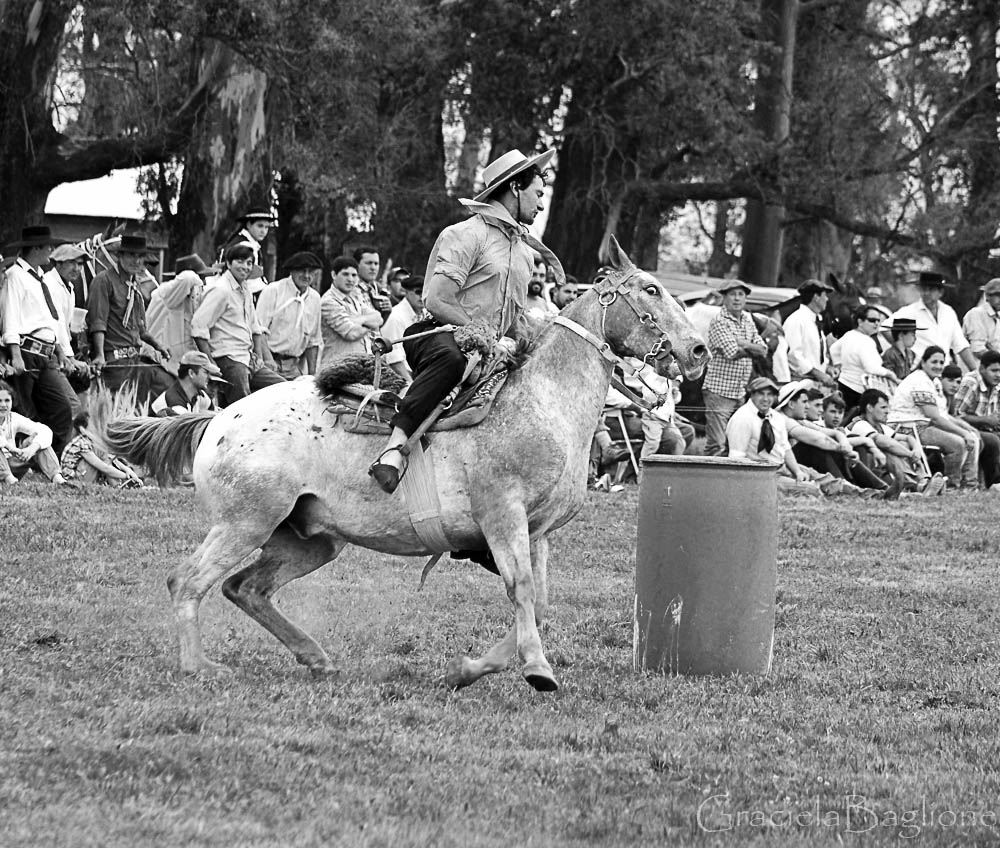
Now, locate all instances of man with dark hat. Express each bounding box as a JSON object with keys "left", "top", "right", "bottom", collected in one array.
[
  {"left": 222, "top": 208, "right": 275, "bottom": 296},
  {"left": 1, "top": 225, "right": 79, "bottom": 455},
  {"left": 962, "top": 278, "right": 1000, "bottom": 361},
  {"left": 888, "top": 271, "right": 975, "bottom": 370},
  {"left": 880, "top": 316, "right": 922, "bottom": 379},
  {"left": 255, "top": 251, "right": 323, "bottom": 378},
  {"left": 784, "top": 278, "right": 837, "bottom": 388},
  {"left": 369, "top": 147, "right": 564, "bottom": 493},
  {"left": 701, "top": 278, "right": 767, "bottom": 456},
  {"left": 86, "top": 233, "right": 173, "bottom": 405},
  {"left": 147, "top": 254, "right": 219, "bottom": 370}
]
